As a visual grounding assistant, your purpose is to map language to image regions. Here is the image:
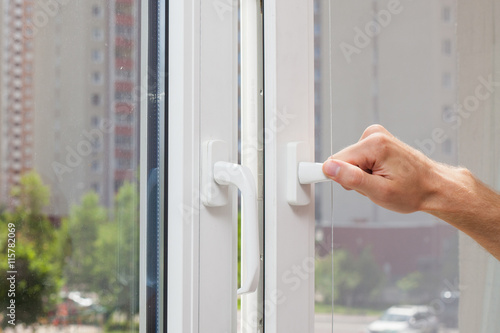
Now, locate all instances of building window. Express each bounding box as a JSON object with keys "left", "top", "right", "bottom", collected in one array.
[
  {"left": 92, "top": 5, "right": 102, "bottom": 18},
  {"left": 91, "top": 116, "right": 100, "bottom": 127},
  {"left": 116, "top": 113, "right": 133, "bottom": 124},
  {"left": 91, "top": 160, "right": 101, "bottom": 173},
  {"left": 116, "top": 25, "right": 133, "bottom": 37},
  {"left": 116, "top": 135, "right": 132, "bottom": 149},
  {"left": 93, "top": 27, "right": 104, "bottom": 41},
  {"left": 116, "top": 69, "right": 132, "bottom": 80},
  {"left": 442, "top": 72, "right": 452, "bottom": 89},
  {"left": 92, "top": 71, "right": 103, "bottom": 84},
  {"left": 91, "top": 94, "right": 101, "bottom": 106},
  {"left": 91, "top": 49, "right": 103, "bottom": 63},
  {"left": 92, "top": 138, "right": 102, "bottom": 152},
  {"left": 442, "top": 6, "right": 451, "bottom": 22},
  {"left": 442, "top": 138, "right": 452, "bottom": 155},
  {"left": 442, "top": 39, "right": 452, "bottom": 56},
  {"left": 442, "top": 105, "right": 455, "bottom": 123},
  {"left": 115, "top": 91, "right": 132, "bottom": 102}
]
